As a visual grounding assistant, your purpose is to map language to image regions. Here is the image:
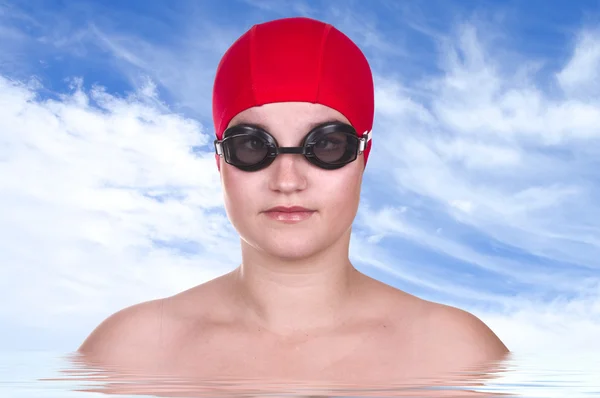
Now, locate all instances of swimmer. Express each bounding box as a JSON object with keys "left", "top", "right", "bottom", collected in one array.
[{"left": 77, "top": 16, "right": 509, "bottom": 386}]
